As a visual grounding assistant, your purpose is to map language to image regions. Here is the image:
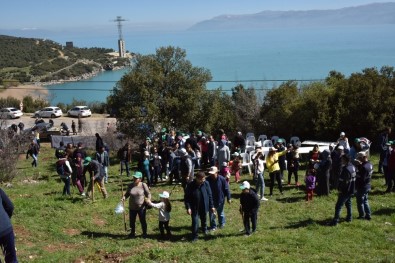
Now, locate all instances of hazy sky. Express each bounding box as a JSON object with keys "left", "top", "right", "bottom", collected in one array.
[{"left": 1, "top": 0, "right": 390, "bottom": 31}]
